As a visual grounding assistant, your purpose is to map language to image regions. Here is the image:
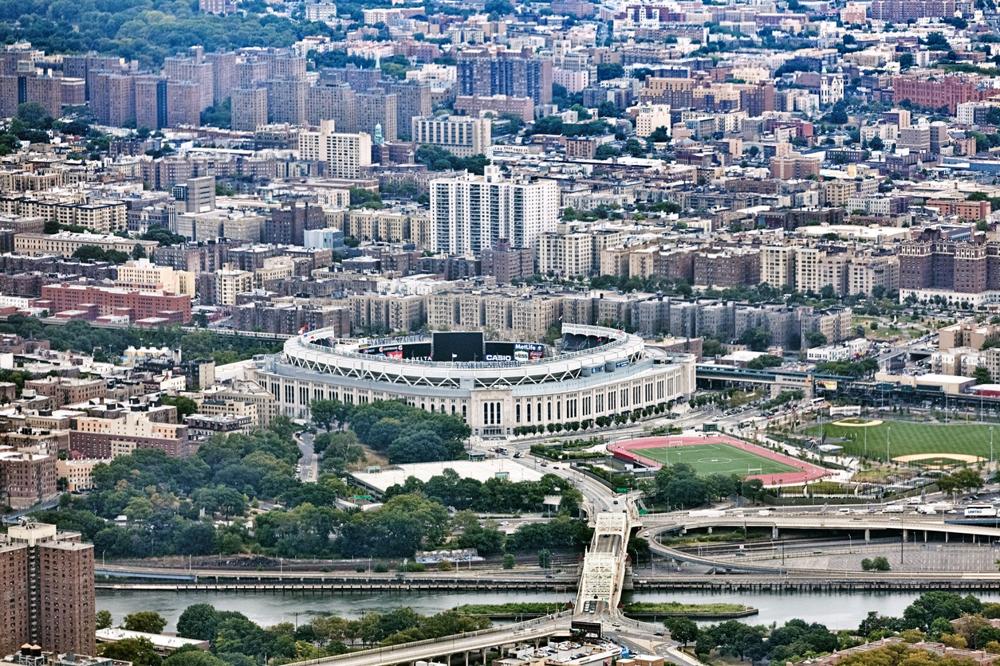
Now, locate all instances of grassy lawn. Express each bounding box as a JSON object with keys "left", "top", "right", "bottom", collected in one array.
[
  {"left": 805, "top": 420, "right": 997, "bottom": 460},
  {"left": 623, "top": 602, "right": 757, "bottom": 619},
  {"left": 635, "top": 443, "right": 797, "bottom": 476}
]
